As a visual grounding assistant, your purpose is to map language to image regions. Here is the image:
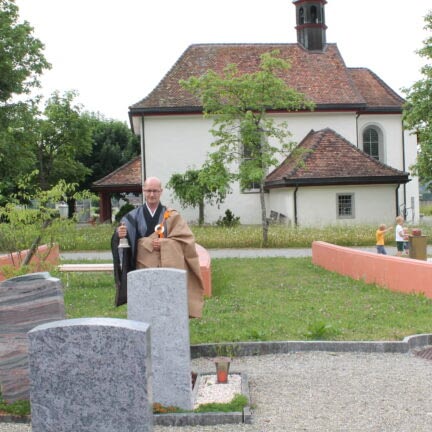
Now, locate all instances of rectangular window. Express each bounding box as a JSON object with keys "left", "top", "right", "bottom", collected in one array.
[
  {"left": 241, "top": 145, "right": 260, "bottom": 192},
  {"left": 337, "top": 193, "right": 355, "bottom": 219}
]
